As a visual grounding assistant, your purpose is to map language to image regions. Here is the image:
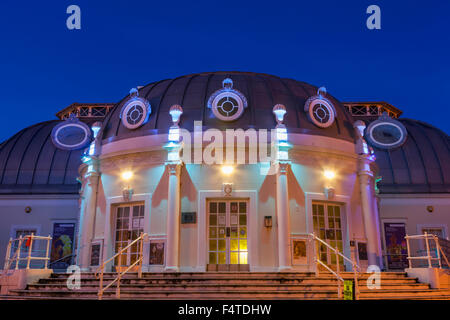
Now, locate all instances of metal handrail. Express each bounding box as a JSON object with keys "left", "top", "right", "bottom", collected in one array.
[
  {"left": 48, "top": 253, "right": 76, "bottom": 267},
  {"left": 405, "top": 233, "right": 450, "bottom": 269},
  {"left": 95, "top": 232, "right": 147, "bottom": 300},
  {"left": 309, "top": 233, "right": 361, "bottom": 300},
  {"left": 3, "top": 234, "right": 52, "bottom": 271}
]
